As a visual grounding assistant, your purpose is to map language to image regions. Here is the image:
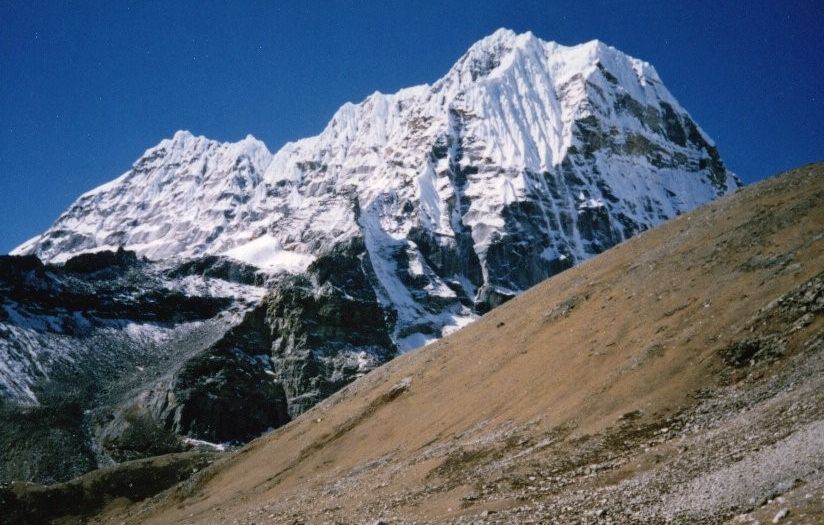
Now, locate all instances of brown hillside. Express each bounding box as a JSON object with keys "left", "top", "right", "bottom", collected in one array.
[{"left": 95, "top": 163, "right": 823, "bottom": 524}]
